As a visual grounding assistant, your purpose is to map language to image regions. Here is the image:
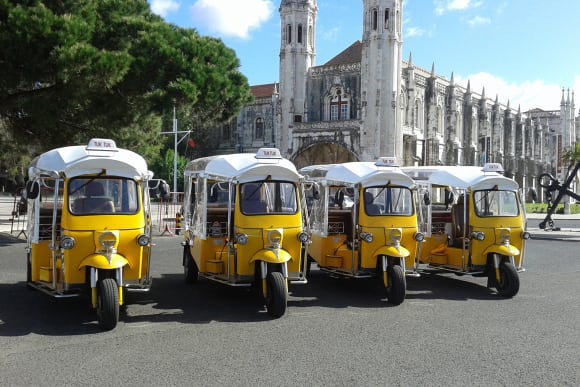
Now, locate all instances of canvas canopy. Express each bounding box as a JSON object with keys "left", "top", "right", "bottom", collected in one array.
[{"left": 28, "top": 139, "right": 150, "bottom": 180}]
